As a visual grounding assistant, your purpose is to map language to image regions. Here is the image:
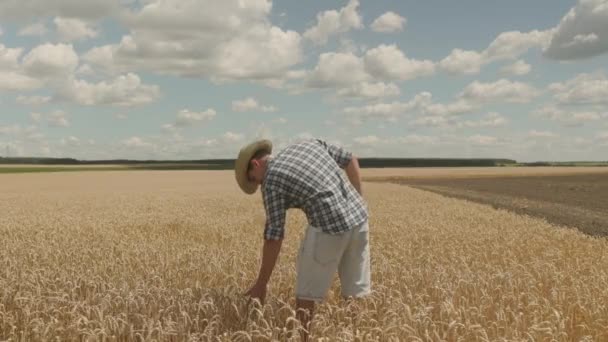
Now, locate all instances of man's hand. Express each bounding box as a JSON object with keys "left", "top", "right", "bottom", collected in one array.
[
  {"left": 244, "top": 238, "right": 283, "bottom": 305},
  {"left": 244, "top": 281, "right": 267, "bottom": 305}
]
